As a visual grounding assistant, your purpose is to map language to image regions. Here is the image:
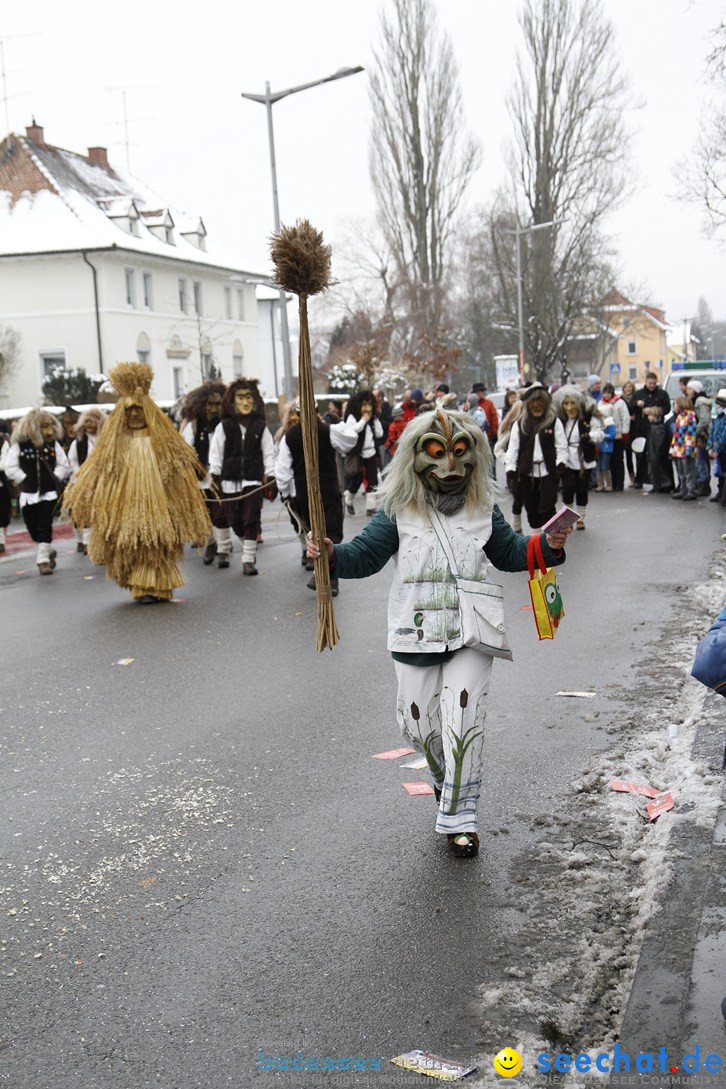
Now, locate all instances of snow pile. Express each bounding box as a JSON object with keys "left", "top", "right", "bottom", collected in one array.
[{"left": 471, "top": 555, "right": 725, "bottom": 1088}]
